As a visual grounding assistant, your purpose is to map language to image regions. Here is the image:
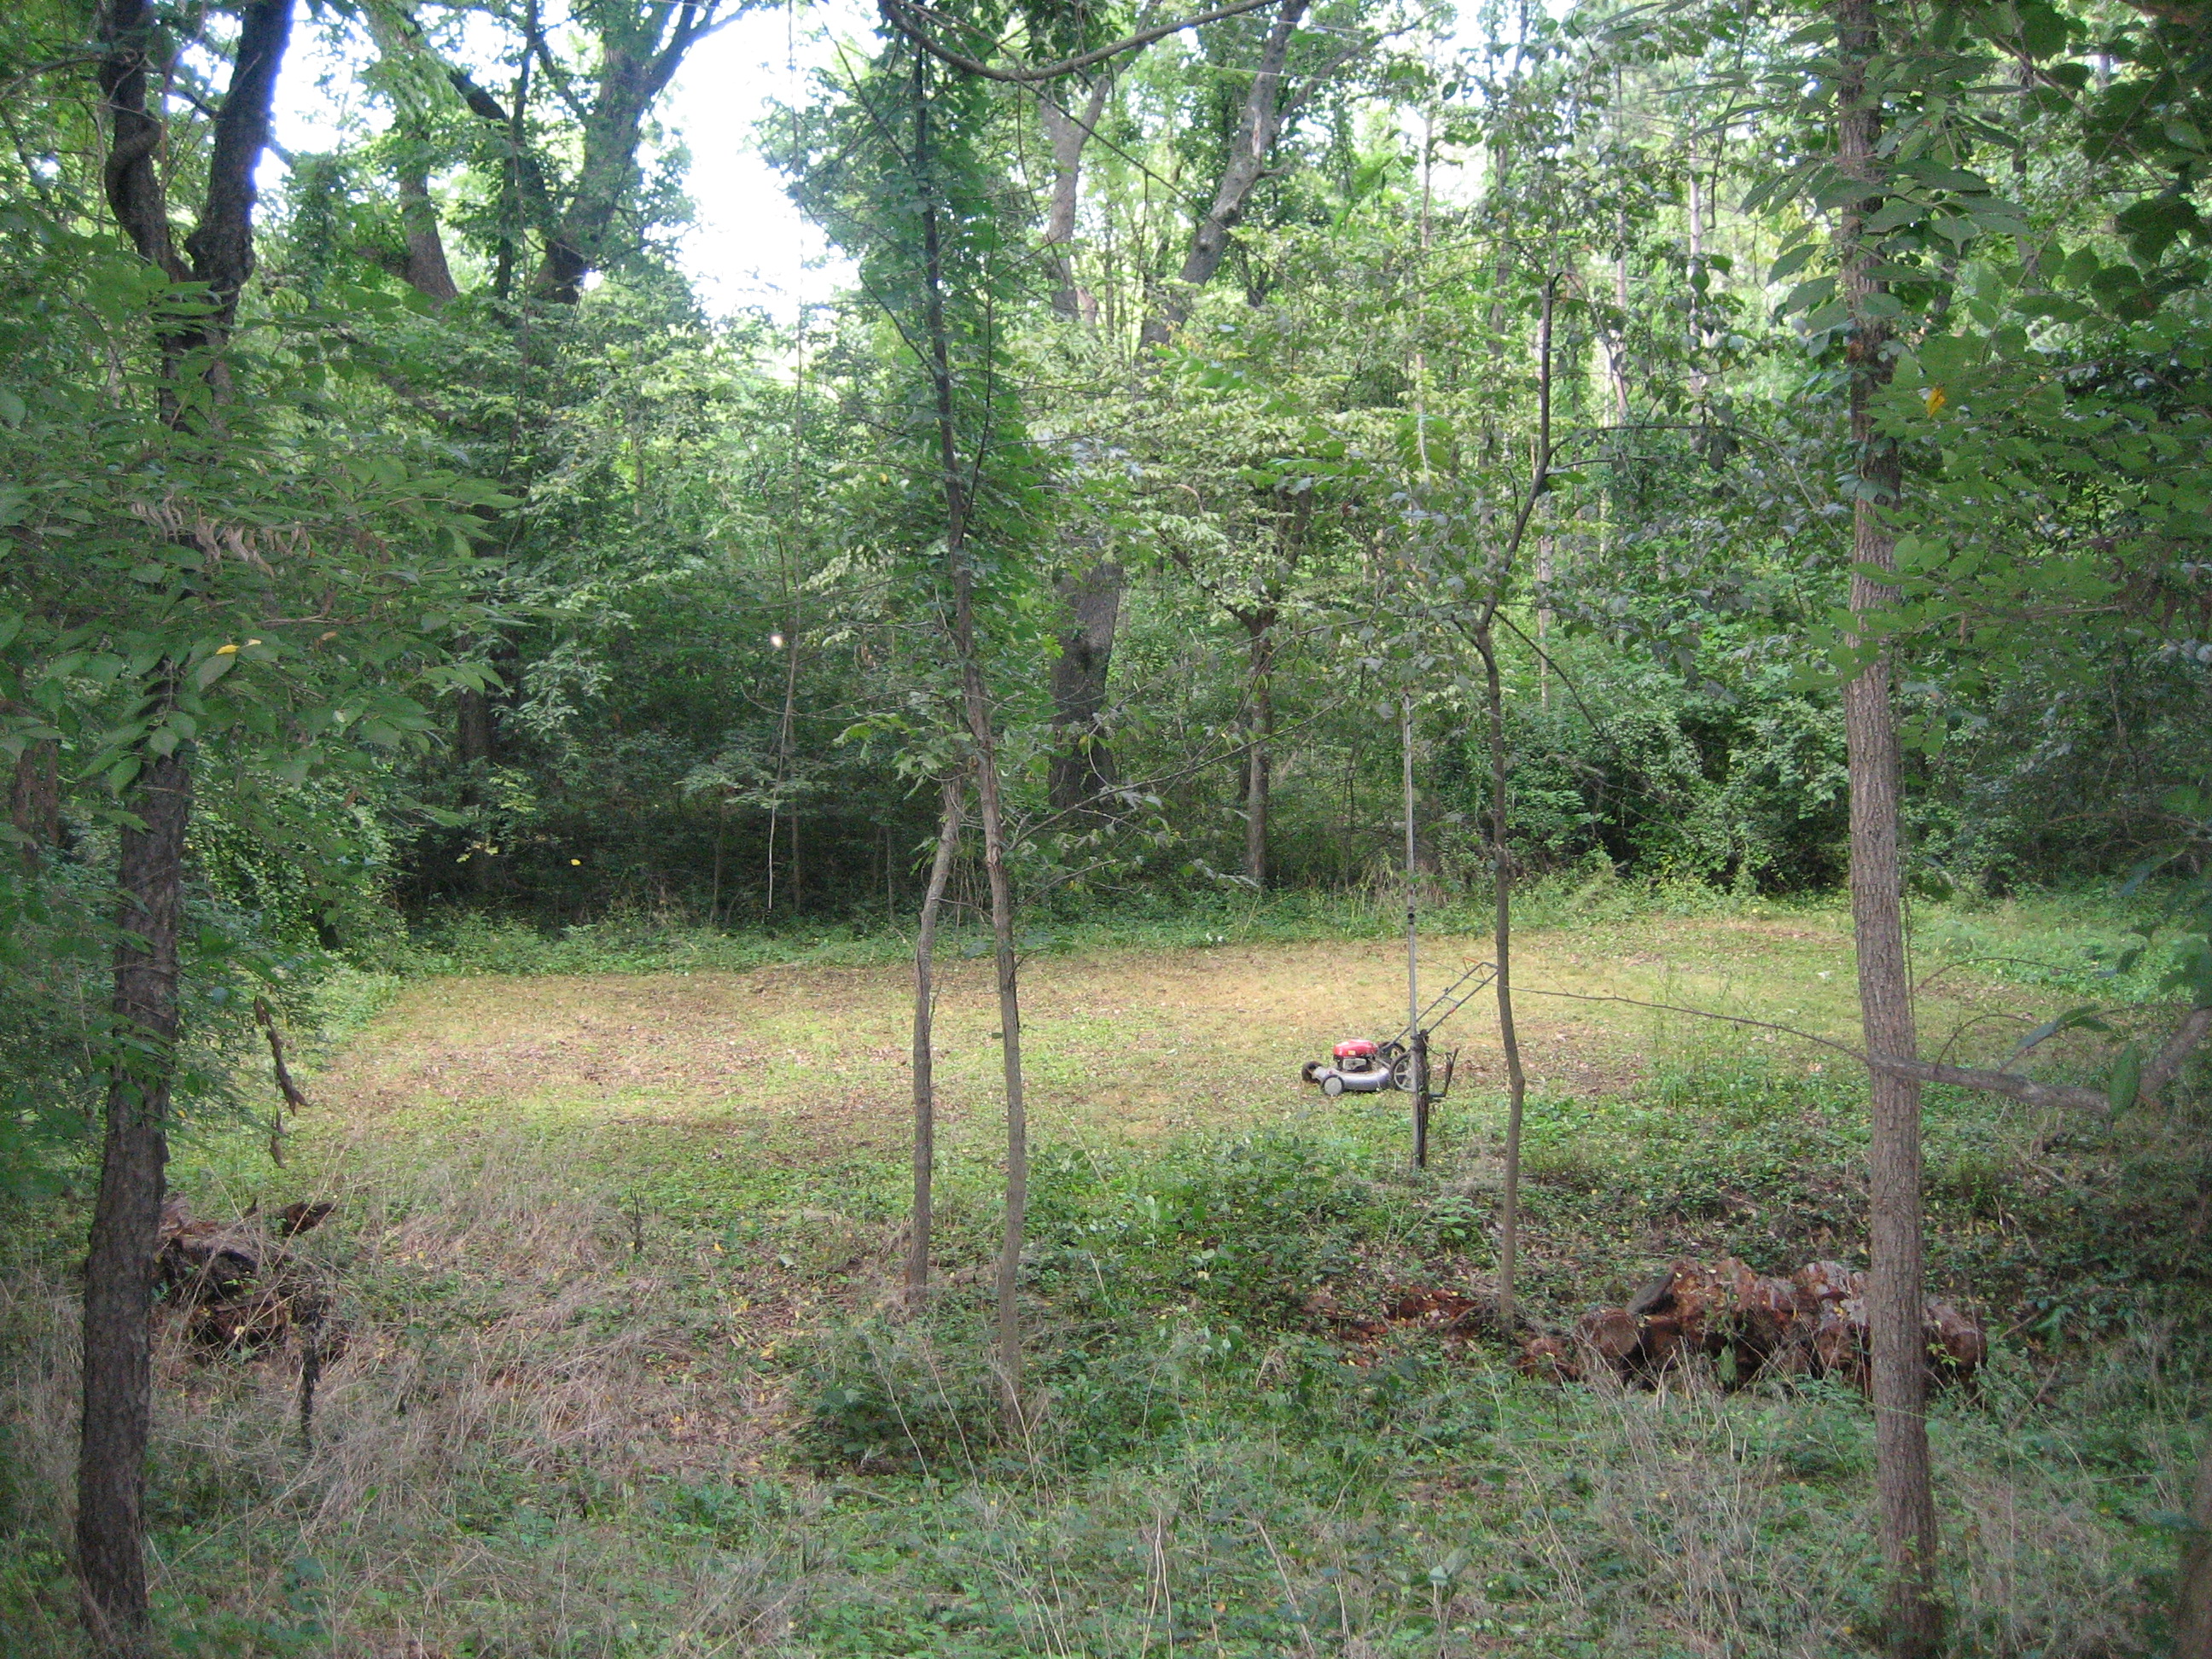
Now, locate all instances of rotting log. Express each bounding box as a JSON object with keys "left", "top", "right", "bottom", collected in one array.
[
  {"left": 1525, "top": 1256, "right": 1985, "bottom": 1394},
  {"left": 156, "top": 1196, "right": 335, "bottom": 1358}
]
